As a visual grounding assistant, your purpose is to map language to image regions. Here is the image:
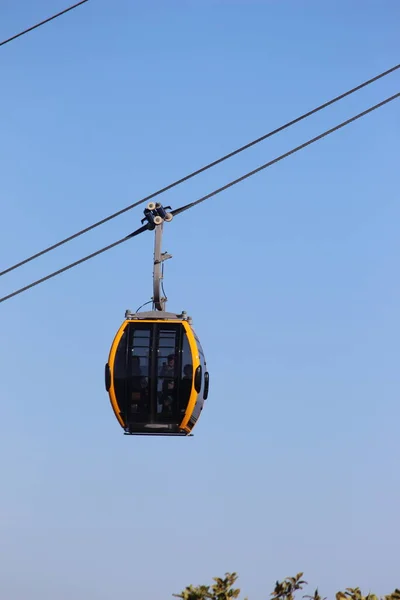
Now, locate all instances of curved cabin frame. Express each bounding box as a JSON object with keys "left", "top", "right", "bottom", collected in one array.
[{"left": 105, "top": 311, "right": 209, "bottom": 436}]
